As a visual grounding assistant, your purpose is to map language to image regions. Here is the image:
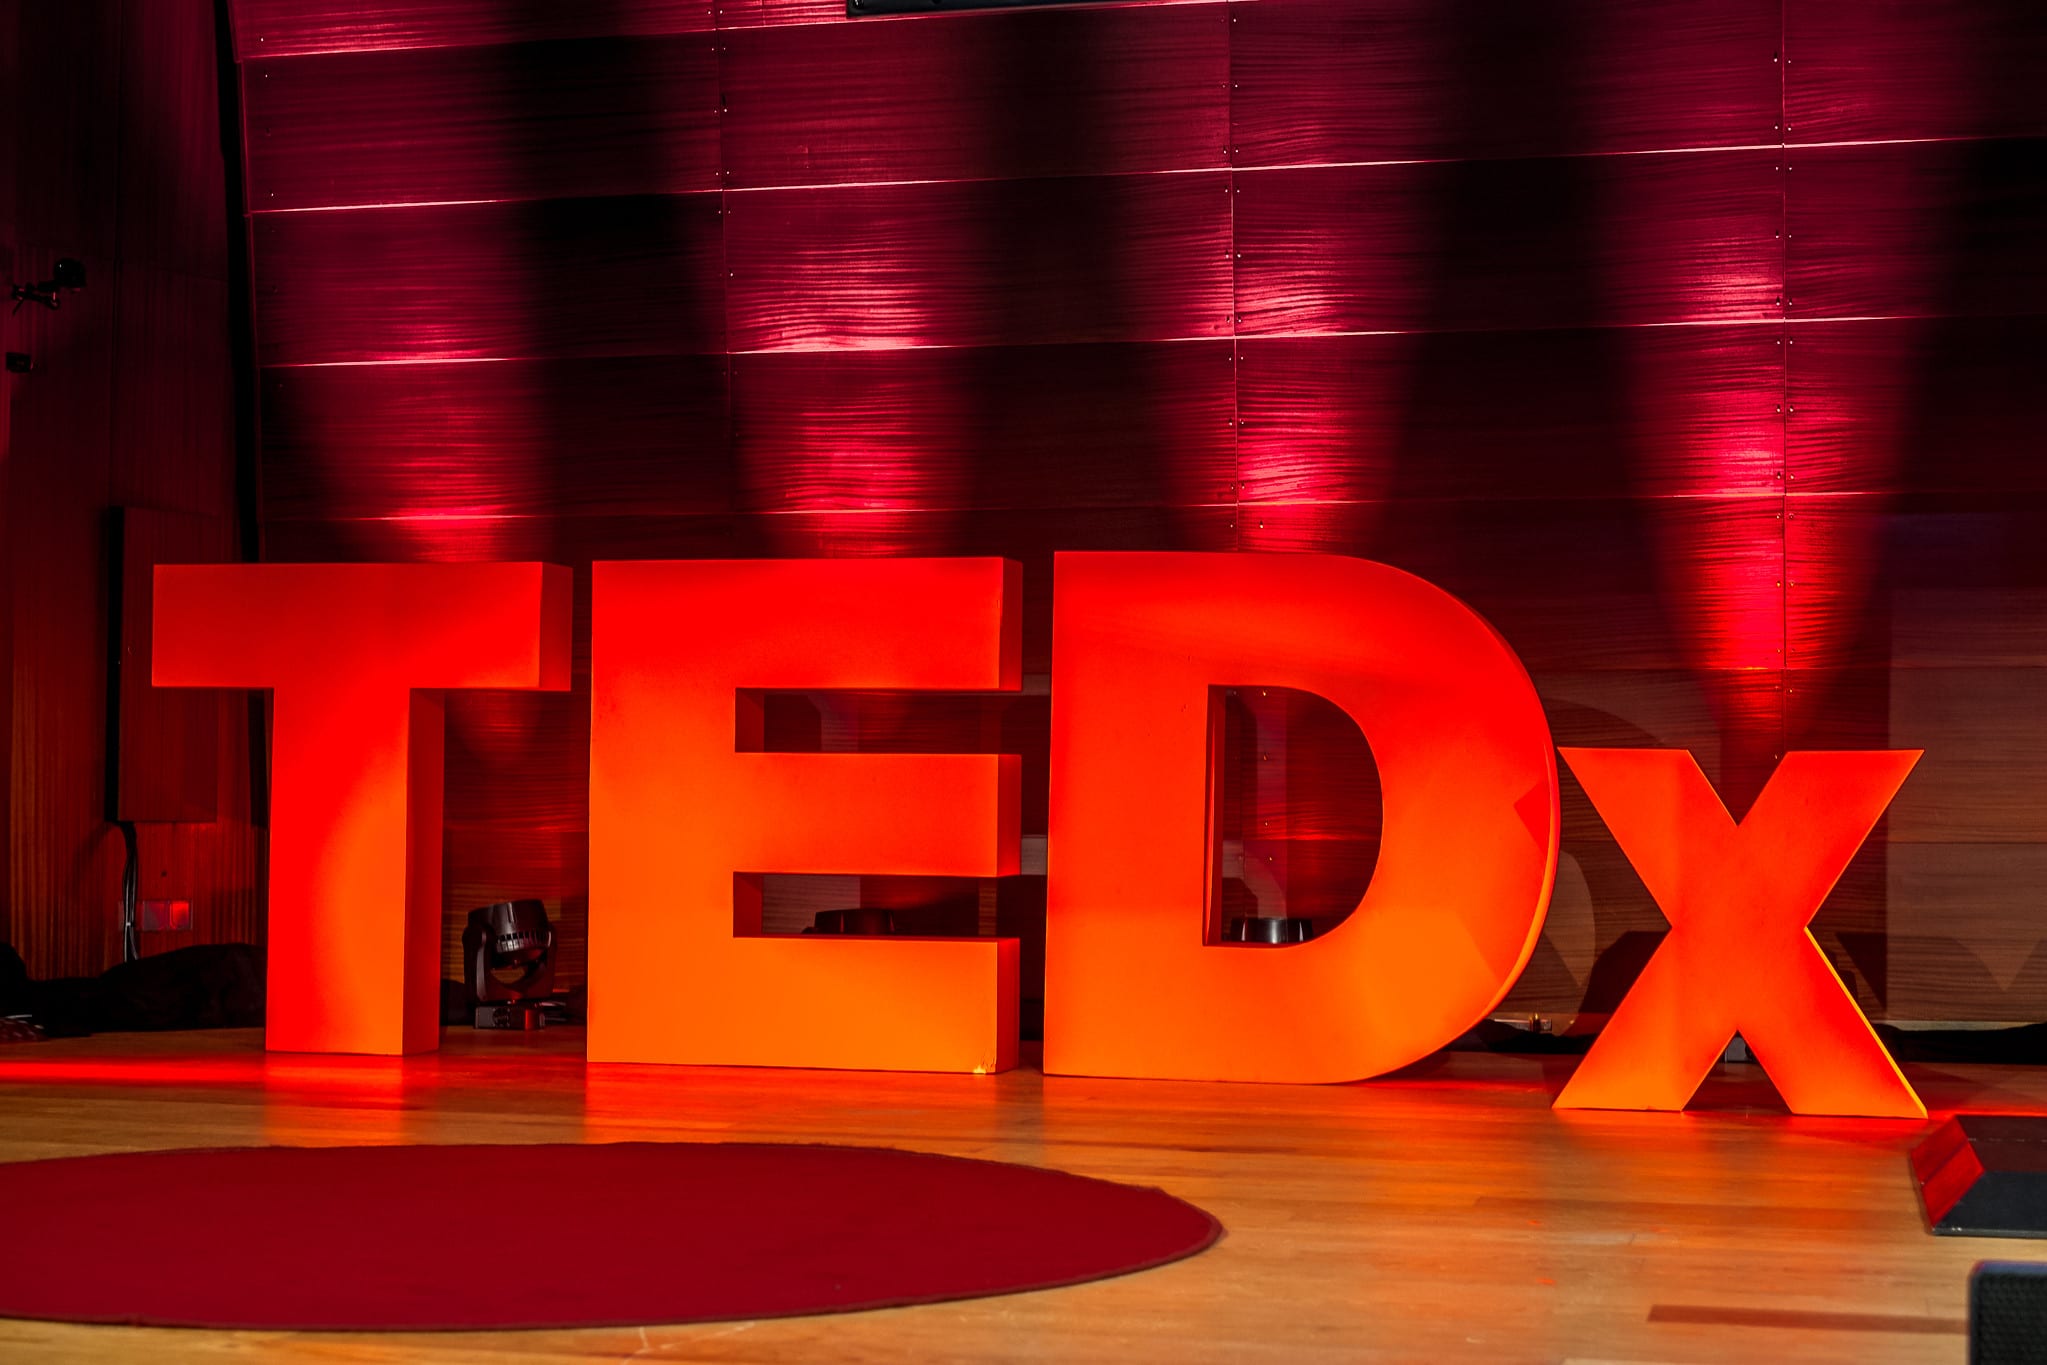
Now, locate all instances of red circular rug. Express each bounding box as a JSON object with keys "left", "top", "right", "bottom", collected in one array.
[{"left": 0, "top": 1142, "right": 1220, "bottom": 1330}]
